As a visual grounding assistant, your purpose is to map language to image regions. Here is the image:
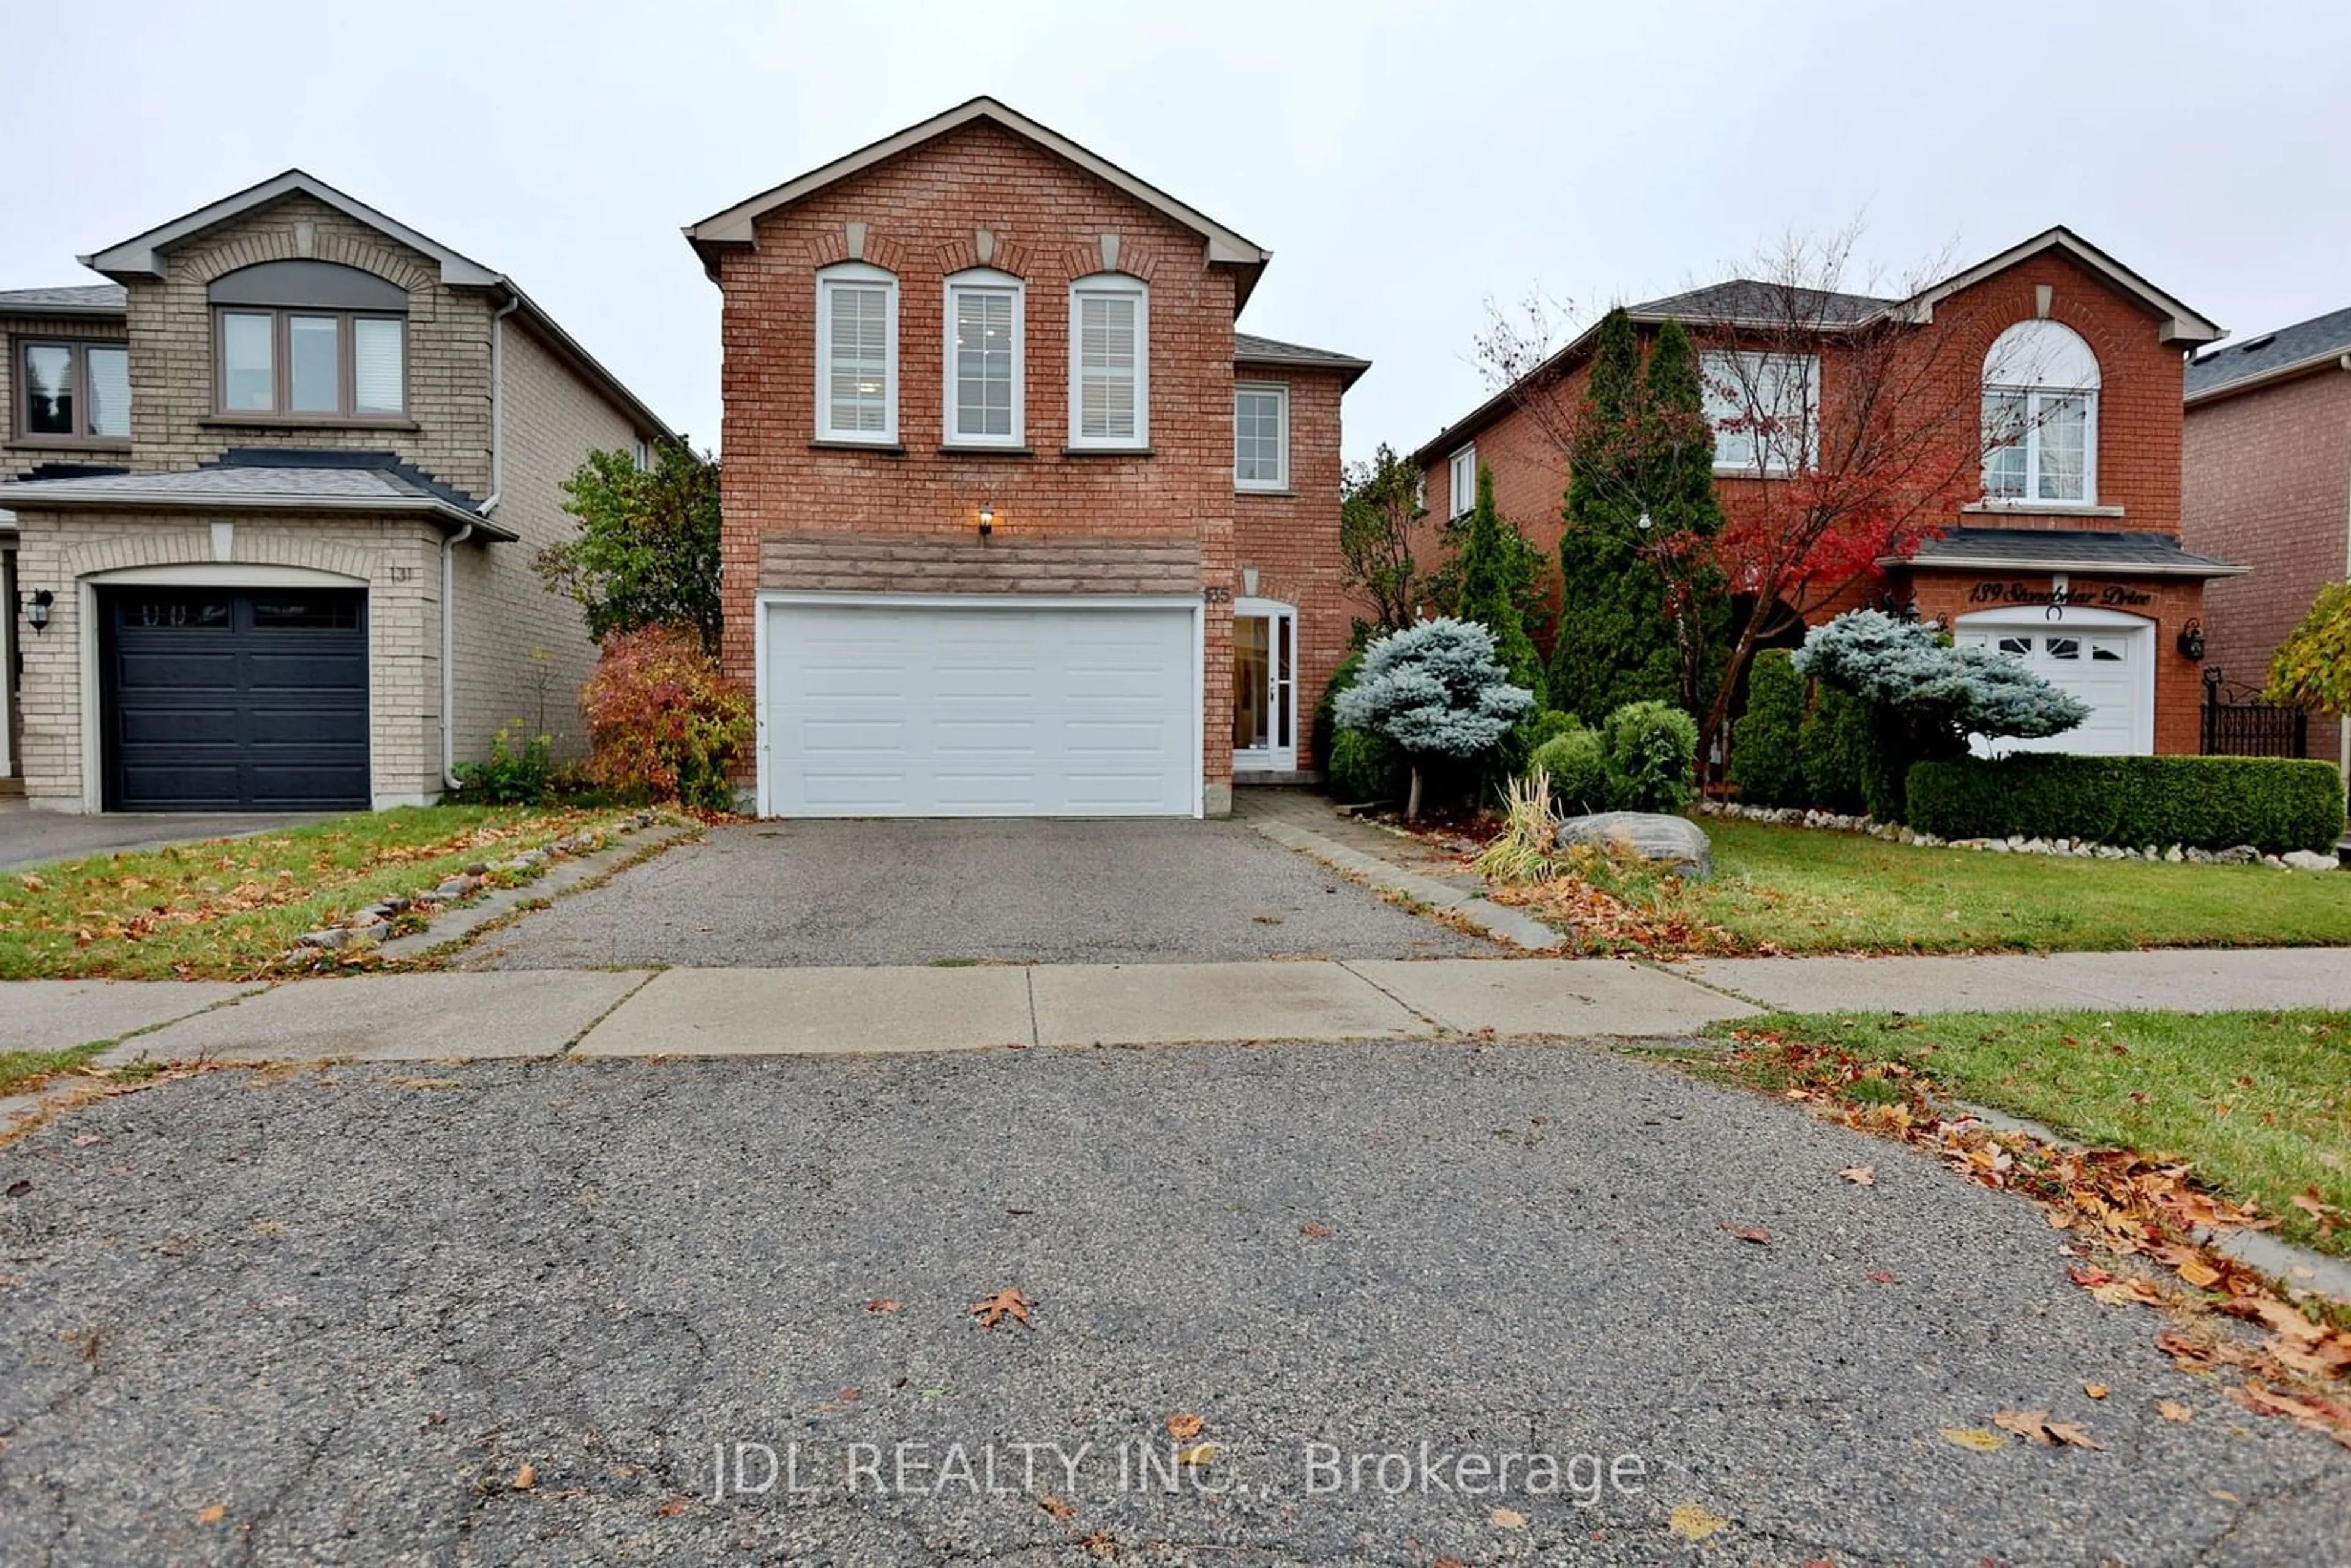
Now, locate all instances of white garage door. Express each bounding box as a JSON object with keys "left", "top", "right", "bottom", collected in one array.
[
  {"left": 761, "top": 597, "right": 1199, "bottom": 817},
  {"left": 1955, "top": 612, "right": 2153, "bottom": 756}
]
